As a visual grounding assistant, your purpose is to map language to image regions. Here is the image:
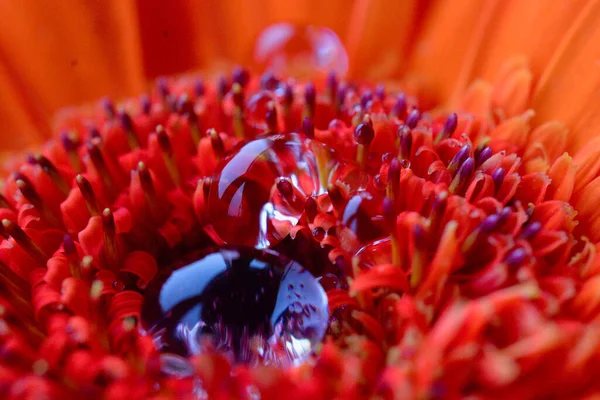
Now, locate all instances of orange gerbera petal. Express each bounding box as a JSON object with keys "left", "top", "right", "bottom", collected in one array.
[
  {"left": 345, "top": 0, "right": 427, "bottom": 81},
  {"left": 531, "top": 0, "right": 600, "bottom": 155},
  {"left": 470, "top": 0, "right": 590, "bottom": 83},
  {"left": 0, "top": 1, "right": 145, "bottom": 149},
  {"left": 405, "top": 0, "right": 498, "bottom": 106}
]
